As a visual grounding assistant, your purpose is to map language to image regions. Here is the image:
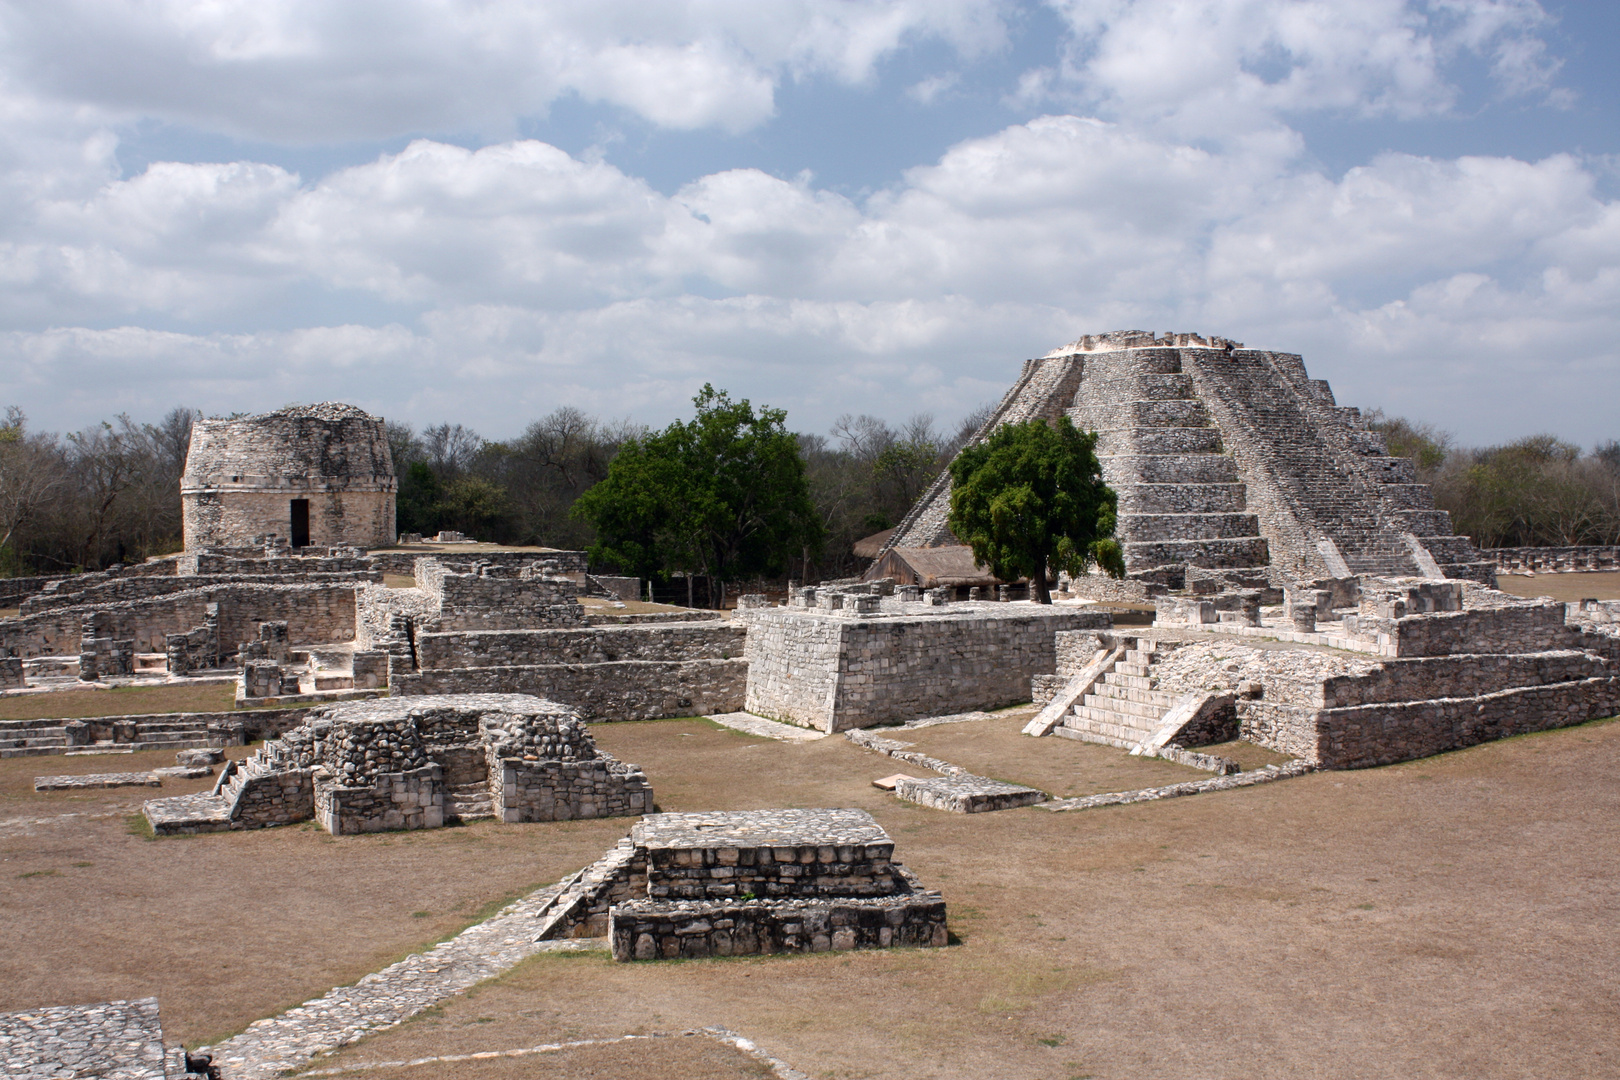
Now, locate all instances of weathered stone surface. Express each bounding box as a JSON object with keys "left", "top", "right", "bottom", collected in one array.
[
  {"left": 742, "top": 602, "right": 1108, "bottom": 731},
  {"left": 181, "top": 402, "right": 396, "bottom": 551},
  {"left": 34, "top": 771, "right": 161, "bottom": 791},
  {"left": 0, "top": 997, "right": 170, "bottom": 1080}
]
